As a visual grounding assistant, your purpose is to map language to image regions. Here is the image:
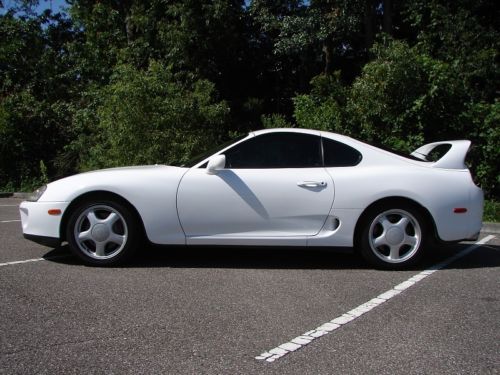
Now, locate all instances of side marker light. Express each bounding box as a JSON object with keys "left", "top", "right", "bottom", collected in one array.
[
  {"left": 453, "top": 208, "right": 467, "bottom": 214},
  {"left": 48, "top": 209, "right": 62, "bottom": 216}
]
